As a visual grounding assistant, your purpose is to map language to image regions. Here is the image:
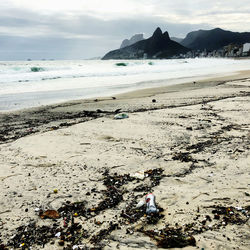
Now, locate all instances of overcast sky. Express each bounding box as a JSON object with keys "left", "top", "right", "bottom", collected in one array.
[{"left": 1, "top": 0, "right": 250, "bottom": 60}]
